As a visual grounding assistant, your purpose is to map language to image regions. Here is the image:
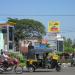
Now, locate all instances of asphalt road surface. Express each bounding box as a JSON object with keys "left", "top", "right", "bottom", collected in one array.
[{"left": 1, "top": 67, "right": 75, "bottom": 75}]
